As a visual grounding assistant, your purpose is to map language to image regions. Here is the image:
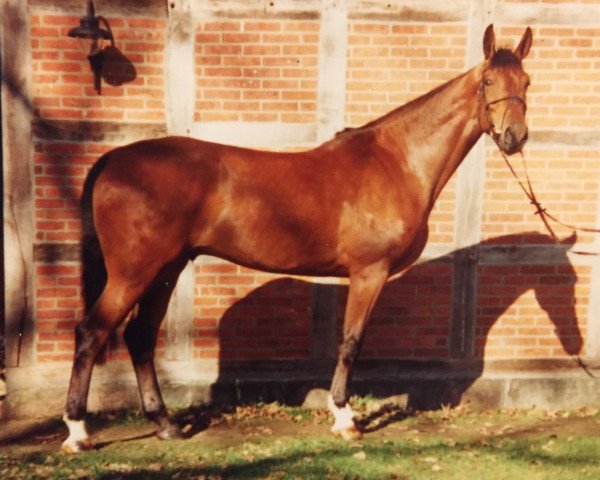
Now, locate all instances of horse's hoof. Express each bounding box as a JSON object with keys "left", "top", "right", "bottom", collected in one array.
[
  {"left": 332, "top": 424, "right": 363, "bottom": 441},
  {"left": 157, "top": 424, "right": 185, "bottom": 440},
  {"left": 61, "top": 438, "right": 94, "bottom": 454}
]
